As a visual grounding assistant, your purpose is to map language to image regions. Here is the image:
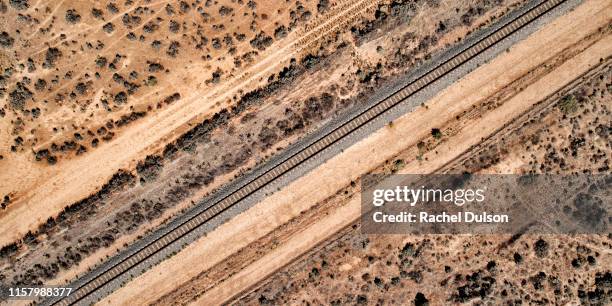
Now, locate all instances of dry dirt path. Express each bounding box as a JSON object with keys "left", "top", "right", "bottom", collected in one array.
[{"left": 96, "top": 0, "right": 611, "bottom": 305}]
